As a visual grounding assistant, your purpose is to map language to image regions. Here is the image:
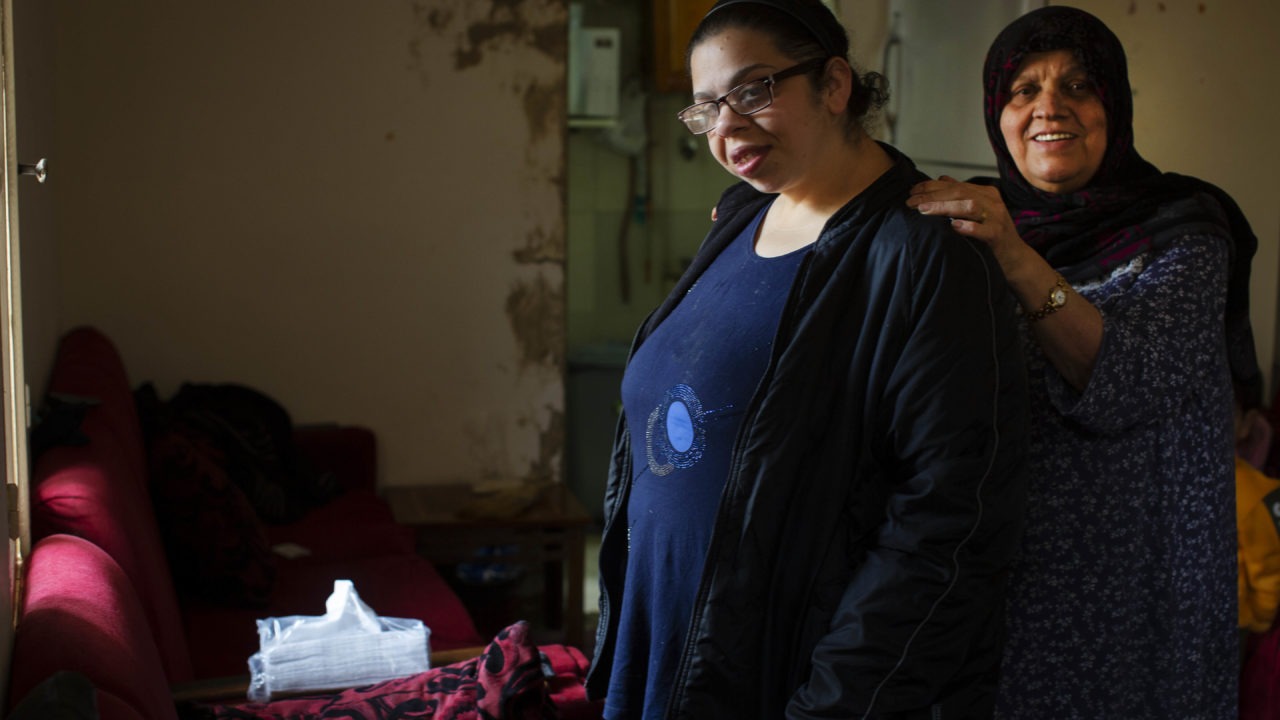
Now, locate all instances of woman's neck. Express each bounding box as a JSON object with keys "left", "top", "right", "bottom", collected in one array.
[{"left": 755, "top": 135, "right": 893, "bottom": 257}]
